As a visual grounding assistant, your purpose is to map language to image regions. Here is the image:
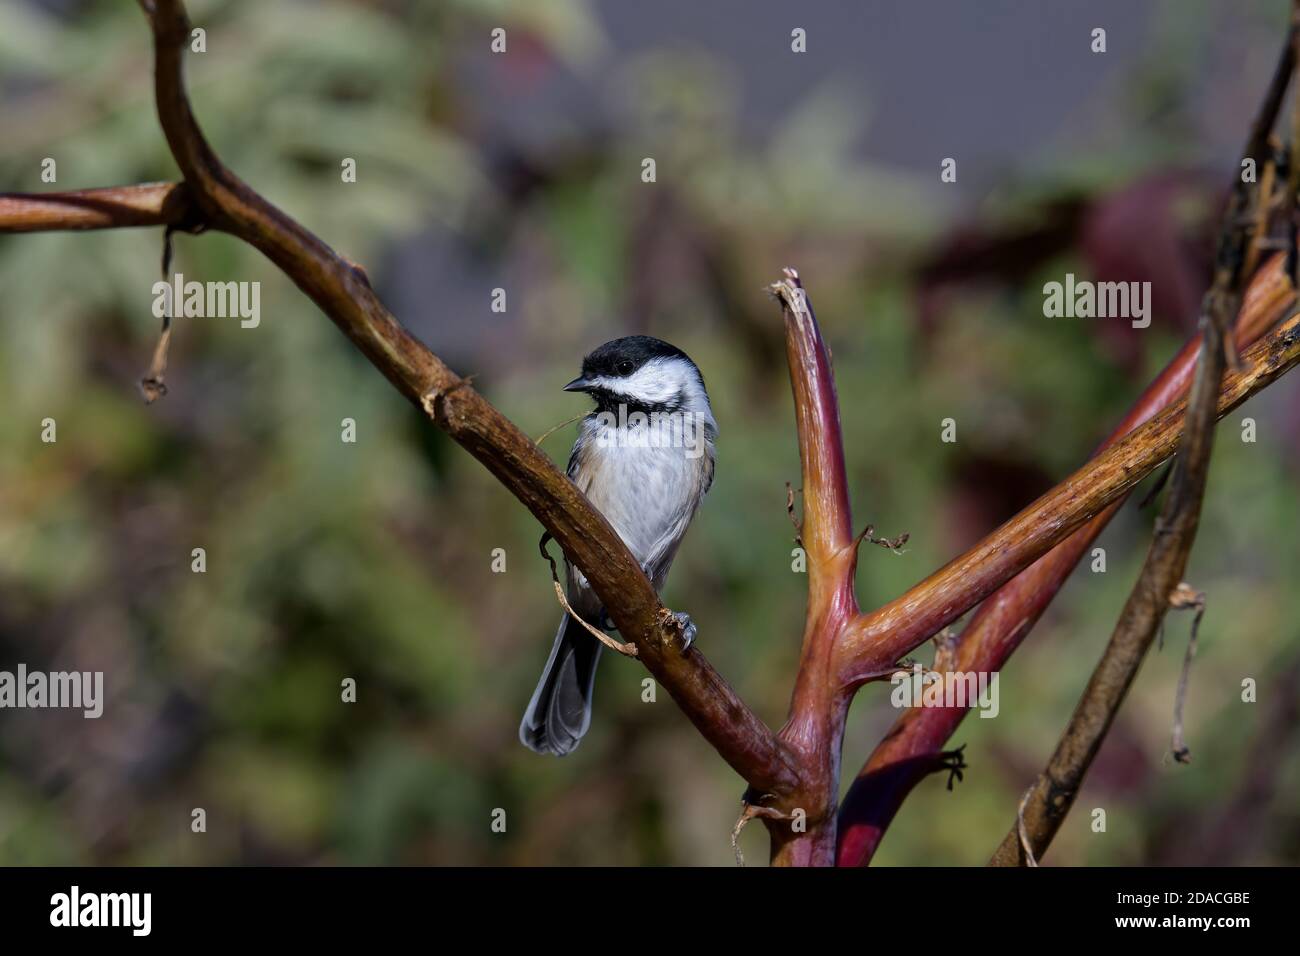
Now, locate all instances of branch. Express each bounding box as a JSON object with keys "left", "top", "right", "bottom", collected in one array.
[
  {"left": 833, "top": 18, "right": 1300, "bottom": 705},
  {"left": 754, "top": 255, "right": 1300, "bottom": 868},
  {"left": 832, "top": 298, "right": 1300, "bottom": 688},
  {"left": 773, "top": 269, "right": 855, "bottom": 562},
  {"left": 82, "top": 0, "right": 801, "bottom": 795},
  {"left": 986, "top": 11, "right": 1298, "bottom": 865},
  {"left": 0, "top": 183, "right": 197, "bottom": 232},
  {"left": 835, "top": 245, "right": 1294, "bottom": 866},
  {"left": 760, "top": 271, "right": 858, "bottom": 865},
  {"left": 987, "top": 301, "right": 1231, "bottom": 867}
]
